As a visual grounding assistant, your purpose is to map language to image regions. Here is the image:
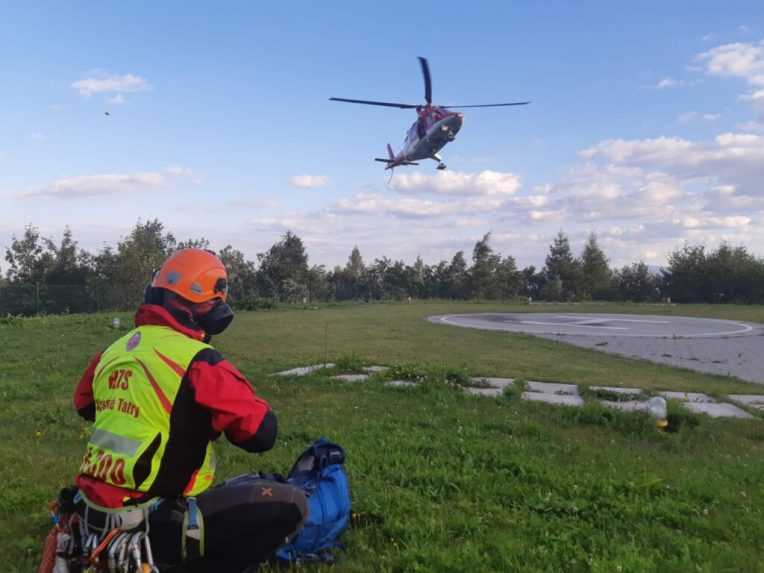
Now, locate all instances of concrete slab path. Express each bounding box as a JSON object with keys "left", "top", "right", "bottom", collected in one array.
[
  {"left": 275, "top": 363, "right": 761, "bottom": 421},
  {"left": 275, "top": 363, "right": 335, "bottom": 377},
  {"left": 333, "top": 374, "right": 369, "bottom": 383},
  {"left": 728, "top": 395, "right": 764, "bottom": 411},
  {"left": 522, "top": 392, "right": 585, "bottom": 407}
]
